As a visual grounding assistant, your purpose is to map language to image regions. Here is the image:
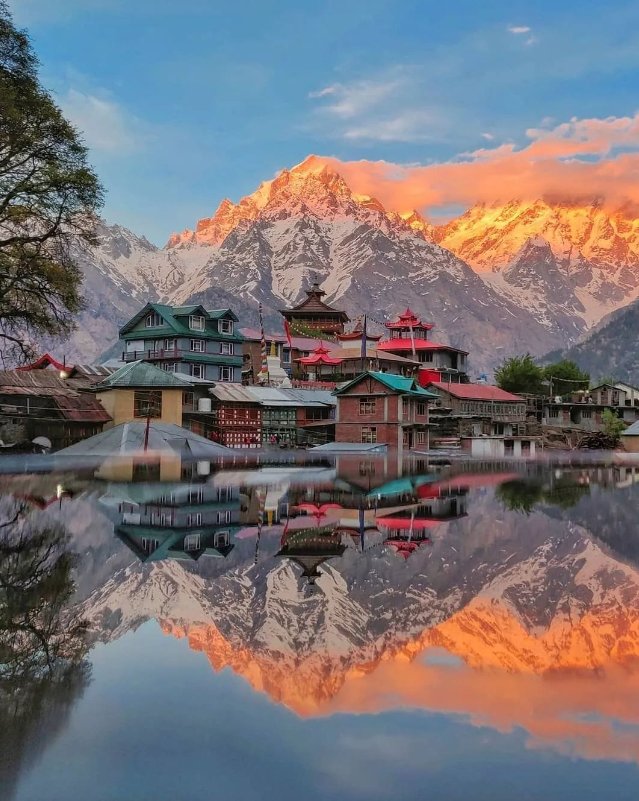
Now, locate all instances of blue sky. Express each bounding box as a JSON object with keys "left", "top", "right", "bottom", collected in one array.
[{"left": 9, "top": 0, "right": 639, "bottom": 243}]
